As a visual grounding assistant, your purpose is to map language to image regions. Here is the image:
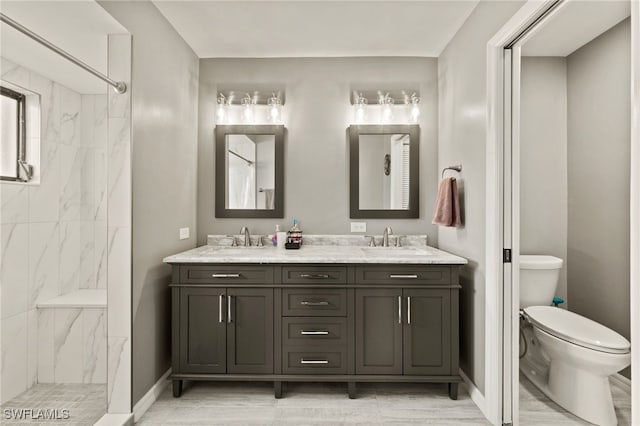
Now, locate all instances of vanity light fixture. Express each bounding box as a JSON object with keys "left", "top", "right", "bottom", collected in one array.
[
  {"left": 380, "top": 93, "right": 394, "bottom": 124},
  {"left": 408, "top": 93, "right": 420, "bottom": 124},
  {"left": 268, "top": 94, "right": 282, "bottom": 124},
  {"left": 216, "top": 93, "right": 228, "bottom": 124},
  {"left": 241, "top": 93, "right": 257, "bottom": 124},
  {"left": 353, "top": 92, "right": 368, "bottom": 124}
]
